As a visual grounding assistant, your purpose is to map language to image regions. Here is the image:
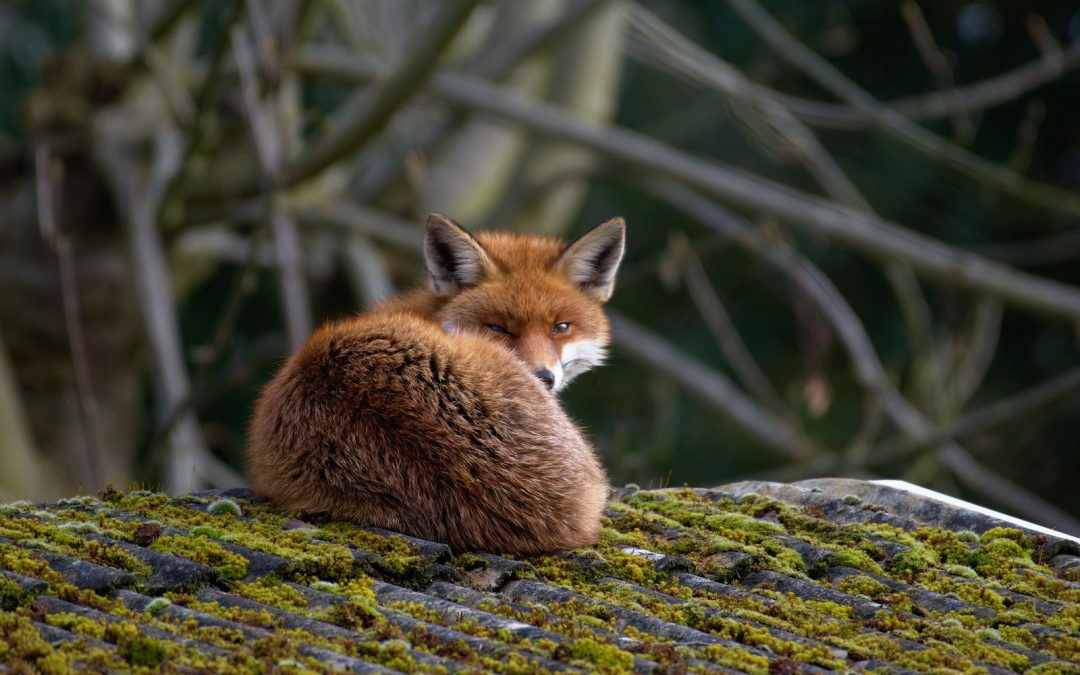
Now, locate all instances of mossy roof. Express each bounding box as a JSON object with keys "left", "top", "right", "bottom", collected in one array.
[{"left": 1, "top": 478, "right": 1079, "bottom": 673}]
